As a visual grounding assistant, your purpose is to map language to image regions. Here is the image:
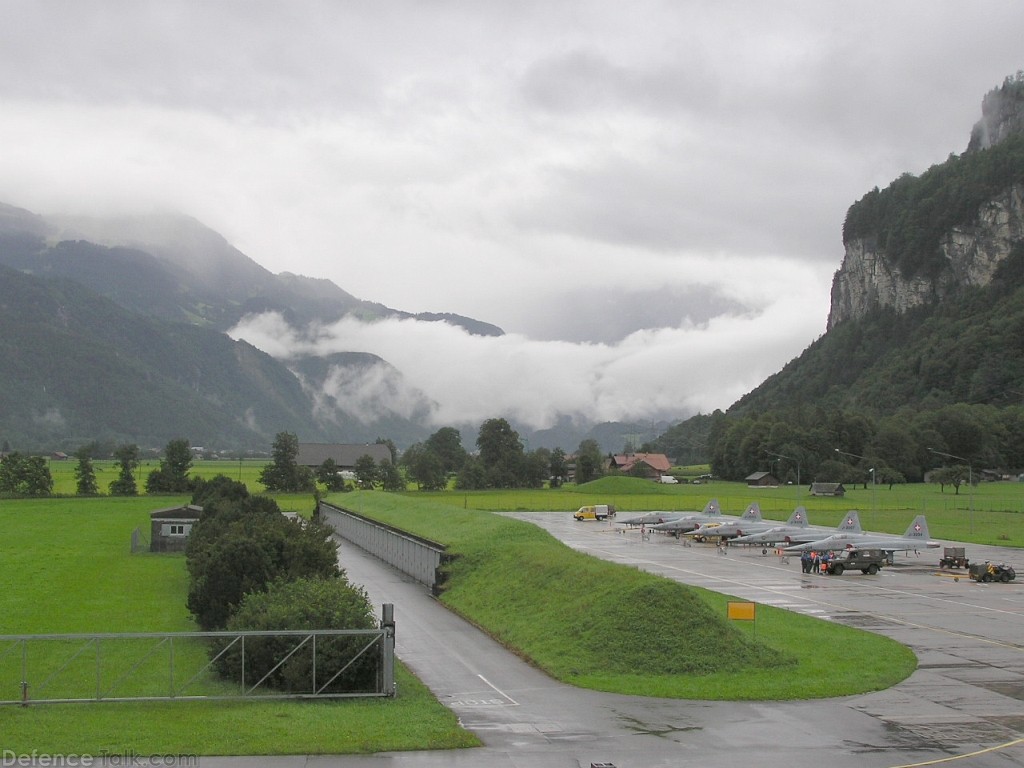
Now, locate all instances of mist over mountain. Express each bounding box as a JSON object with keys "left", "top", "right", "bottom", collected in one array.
[
  {"left": 6, "top": 74, "right": 1022, "bottom": 461},
  {"left": 0, "top": 202, "right": 663, "bottom": 453}
]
